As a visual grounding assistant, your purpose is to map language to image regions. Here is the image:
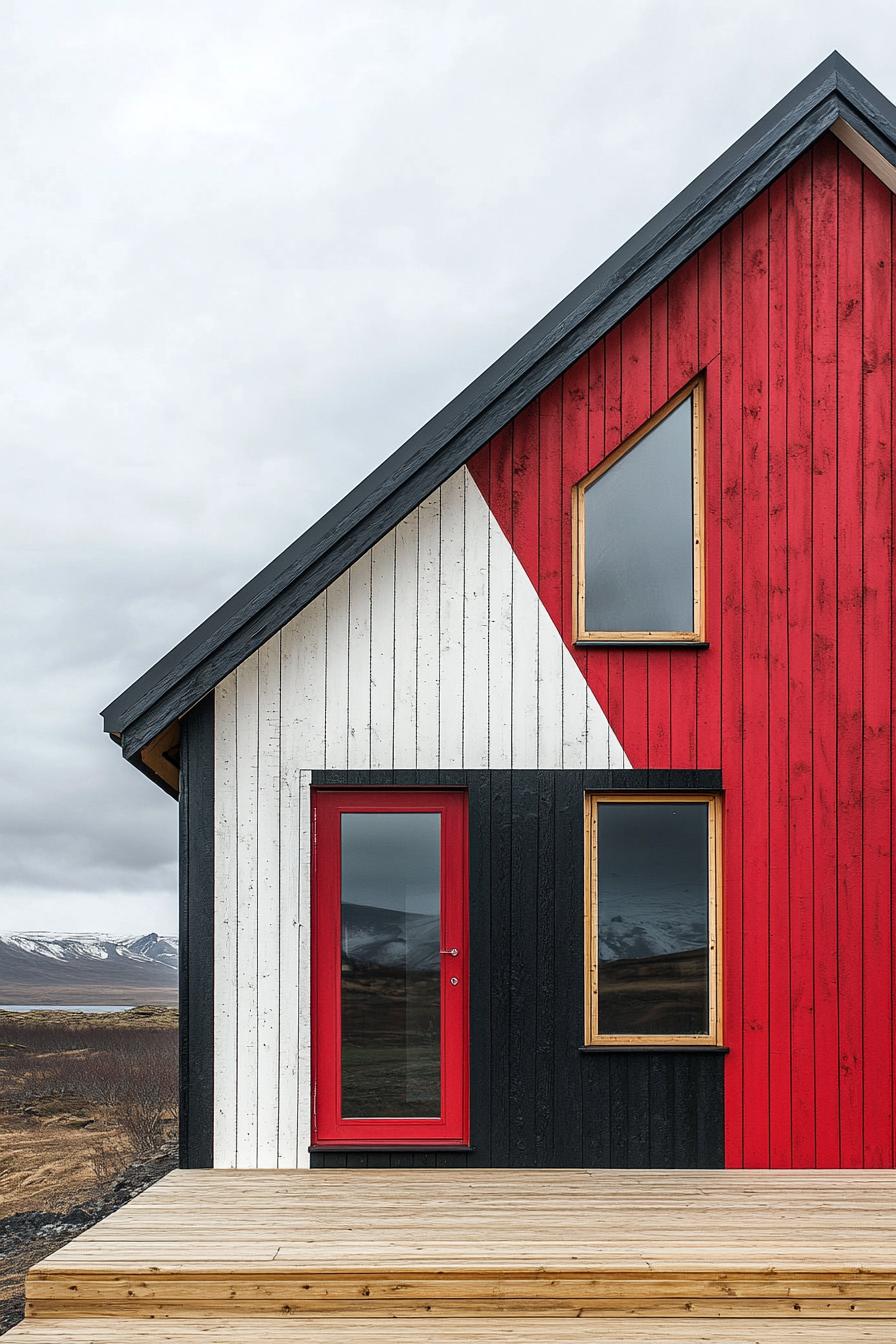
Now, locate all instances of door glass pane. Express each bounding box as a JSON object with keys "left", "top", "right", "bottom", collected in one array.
[
  {"left": 597, "top": 802, "right": 709, "bottom": 1035},
  {"left": 584, "top": 396, "right": 695, "bottom": 632},
  {"left": 340, "top": 811, "right": 441, "bottom": 1117}
]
